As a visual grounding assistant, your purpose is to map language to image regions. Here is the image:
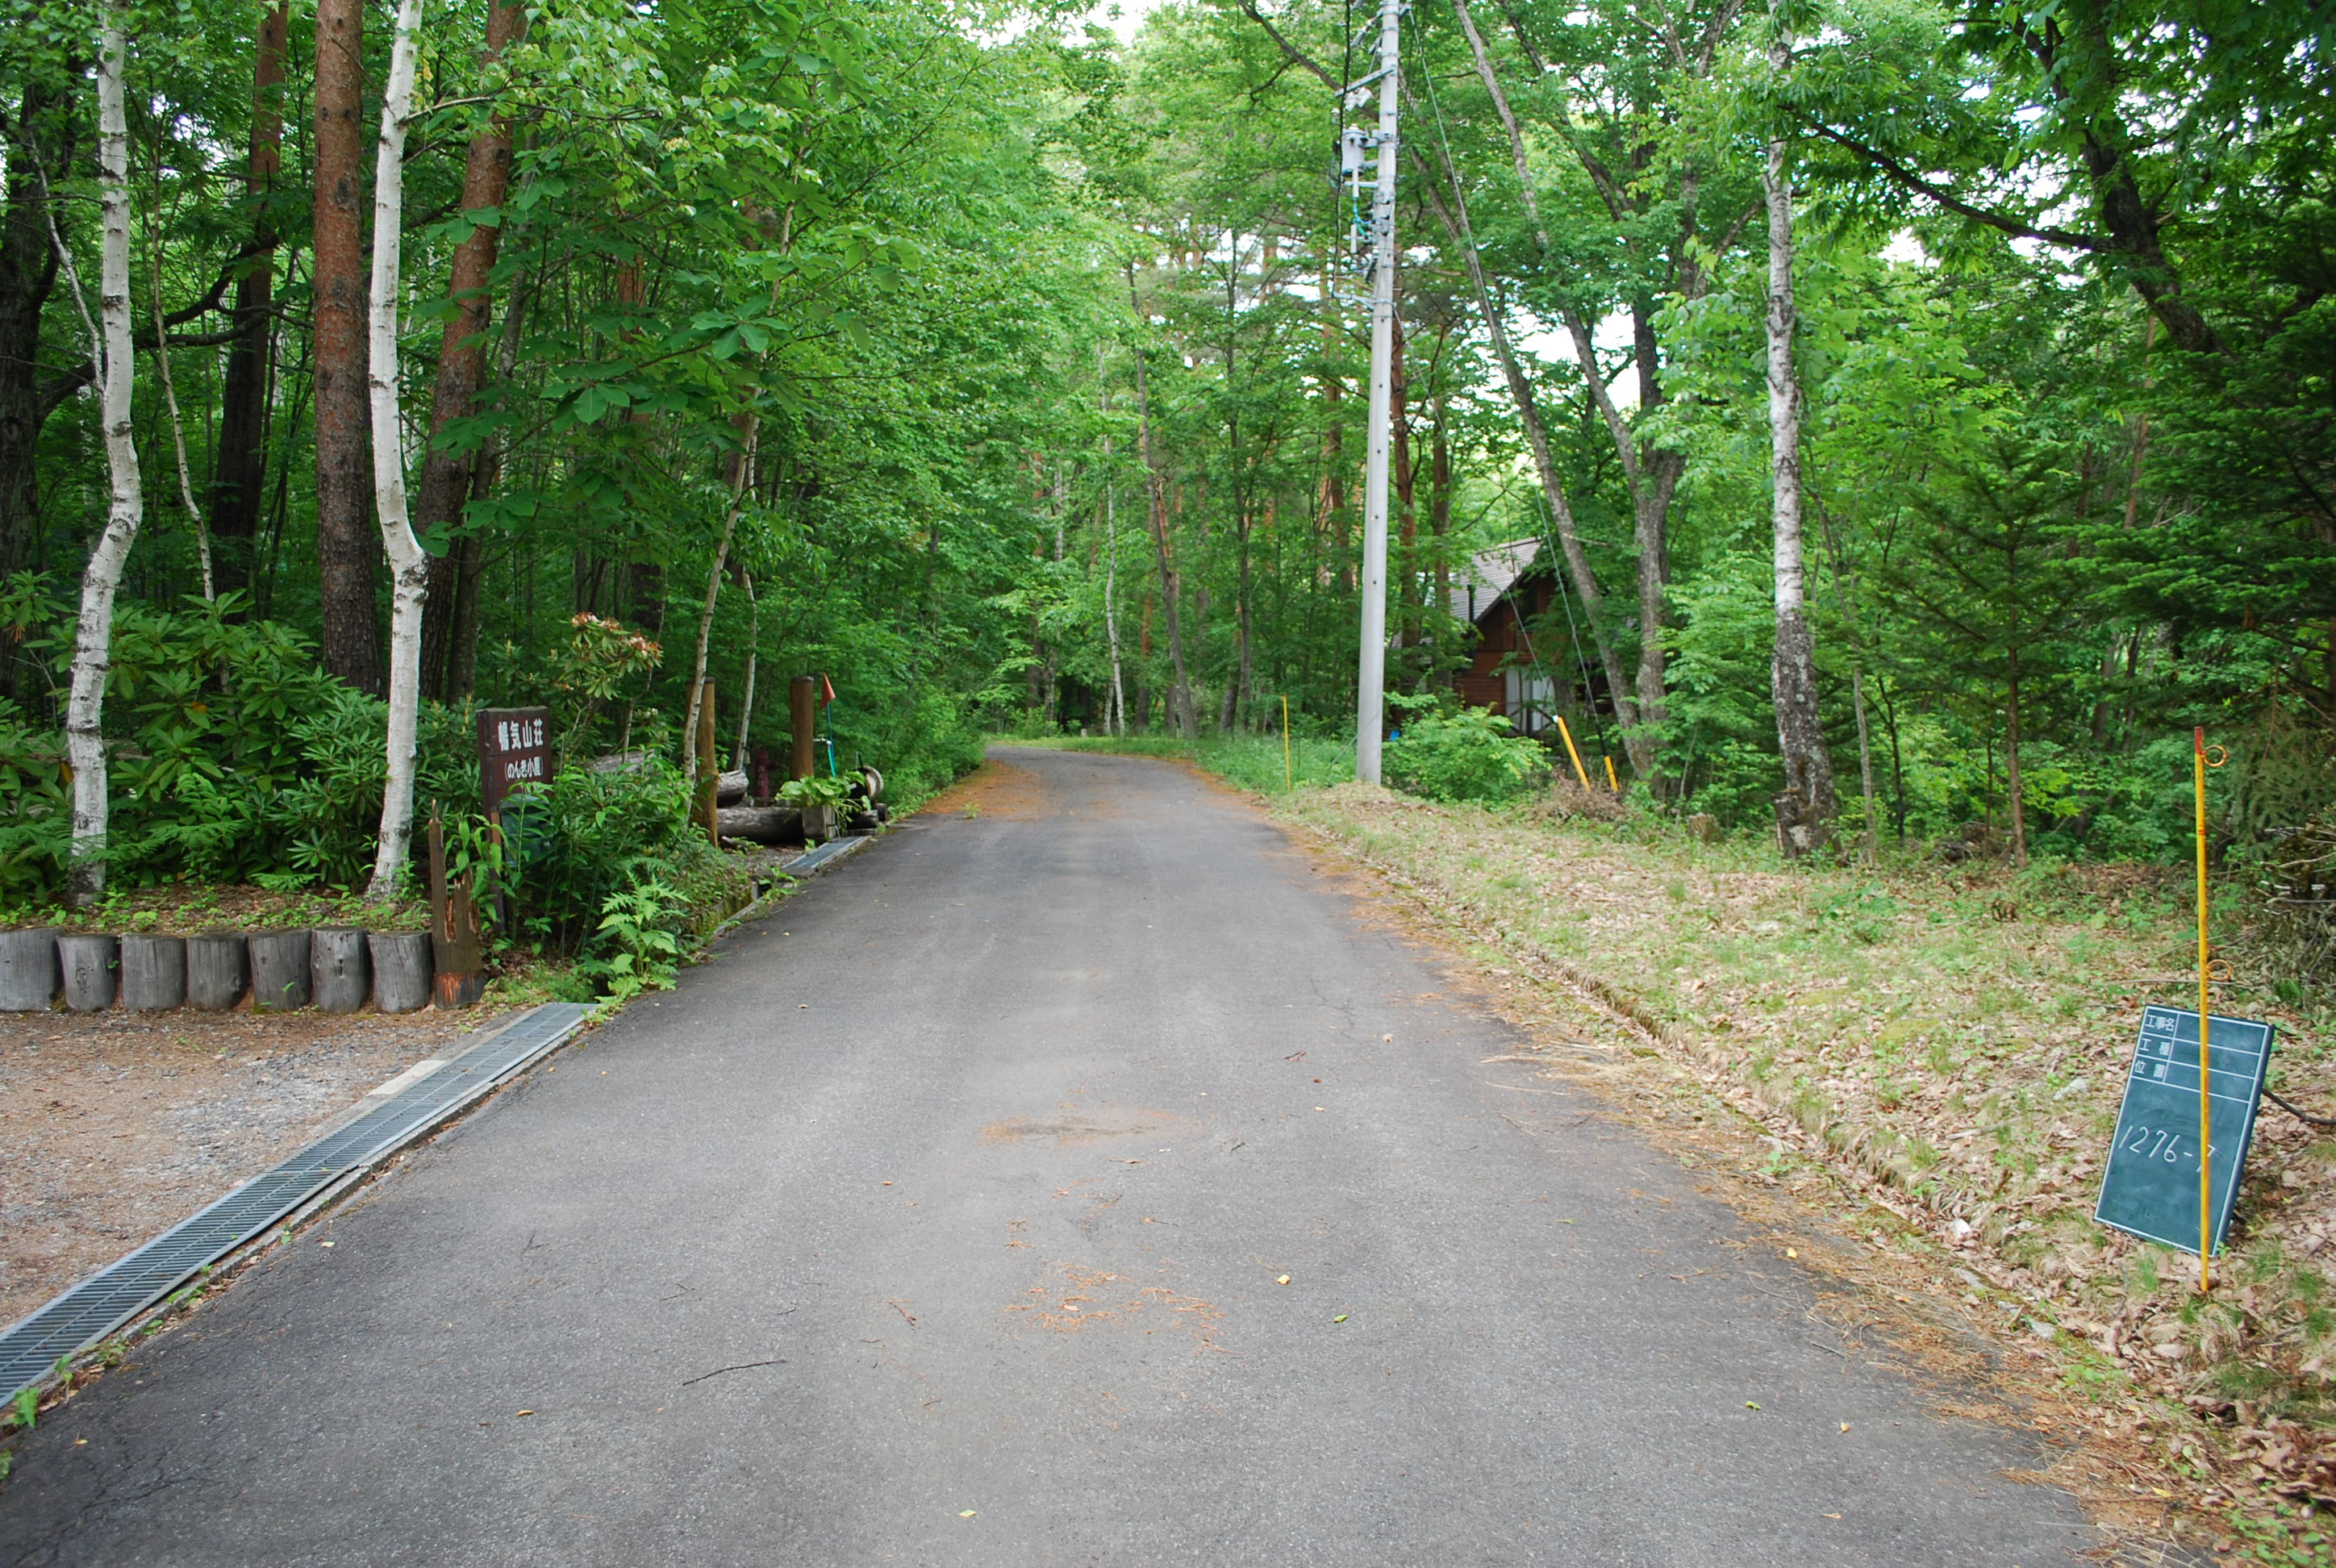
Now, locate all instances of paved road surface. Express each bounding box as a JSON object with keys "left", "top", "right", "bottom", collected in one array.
[{"left": 0, "top": 749, "right": 2100, "bottom": 1565}]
